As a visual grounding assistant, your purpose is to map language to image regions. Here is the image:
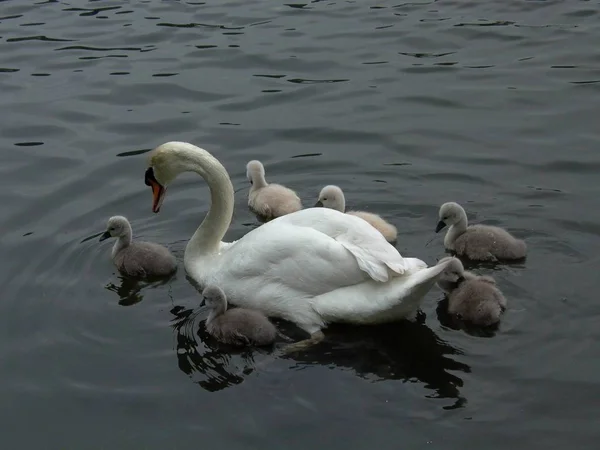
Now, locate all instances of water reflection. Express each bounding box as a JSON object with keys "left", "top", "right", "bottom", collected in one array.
[
  {"left": 105, "top": 274, "right": 173, "bottom": 306},
  {"left": 171, "top": 304, "right": 470, "bottom": 407}
]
